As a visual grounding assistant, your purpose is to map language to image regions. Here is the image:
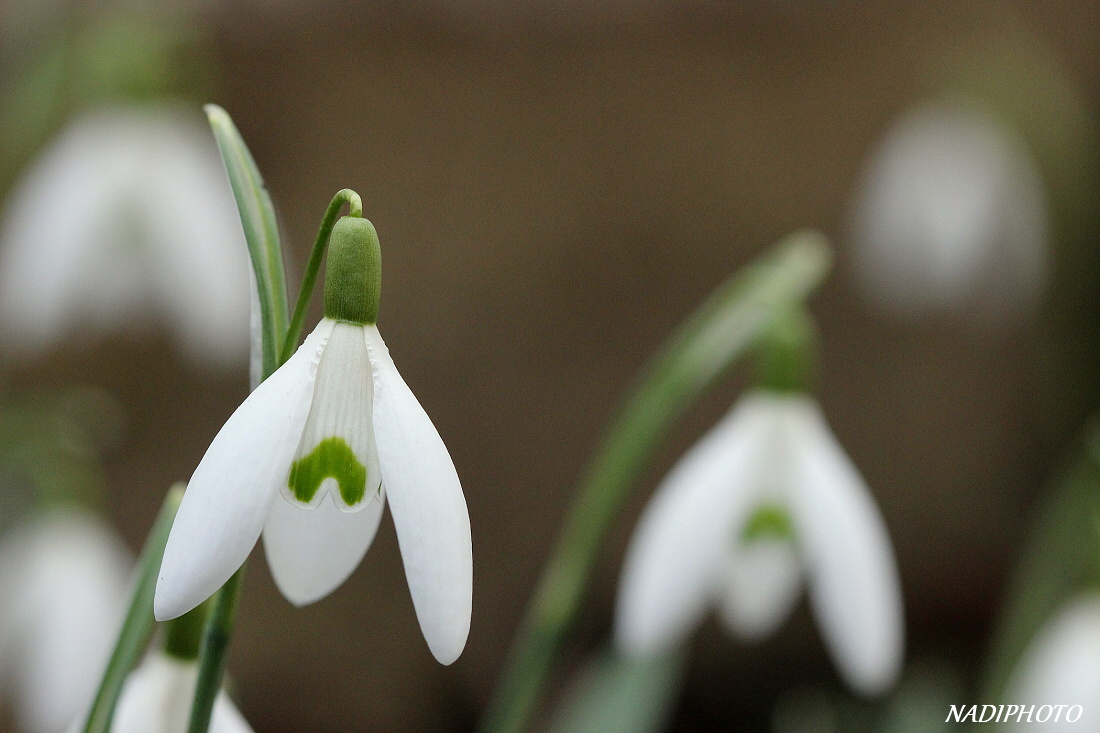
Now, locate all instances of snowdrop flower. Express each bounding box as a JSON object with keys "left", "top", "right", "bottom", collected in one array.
[
  {"left": 0, "top": 104, "right": 251, "bottom": 365},
  {"left": 1001, "top": 594, "right": 1100, "bottom": 729},
  {"left": 67, "top": 650, "right": 254, "bottom": 733},
  {"left": 849, "top": 100, "right": 1048, "bottom": 327},
  {"left": 155, "top": 216, "right": 472, "bottom": 665},
  {"left": 0, "top": 510, "right": 131, "bottom": 733},
  {"left": 616, "top": 387, "right": 903, "bottom": 696}
]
